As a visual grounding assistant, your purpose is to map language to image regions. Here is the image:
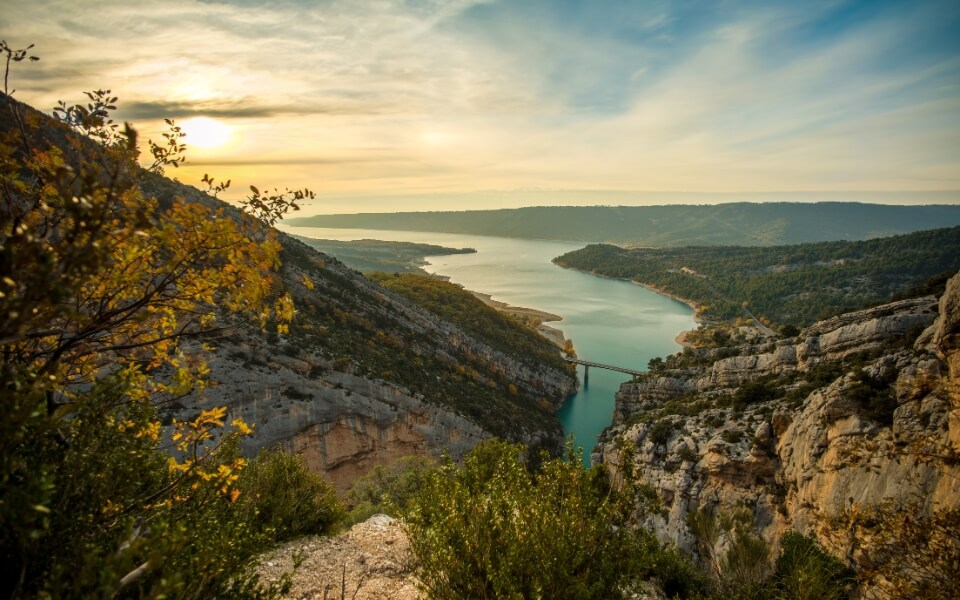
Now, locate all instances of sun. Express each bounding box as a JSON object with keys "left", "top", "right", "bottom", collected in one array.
[{"left": 180, "top": 116, "right": 231, "bottom": 149}]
